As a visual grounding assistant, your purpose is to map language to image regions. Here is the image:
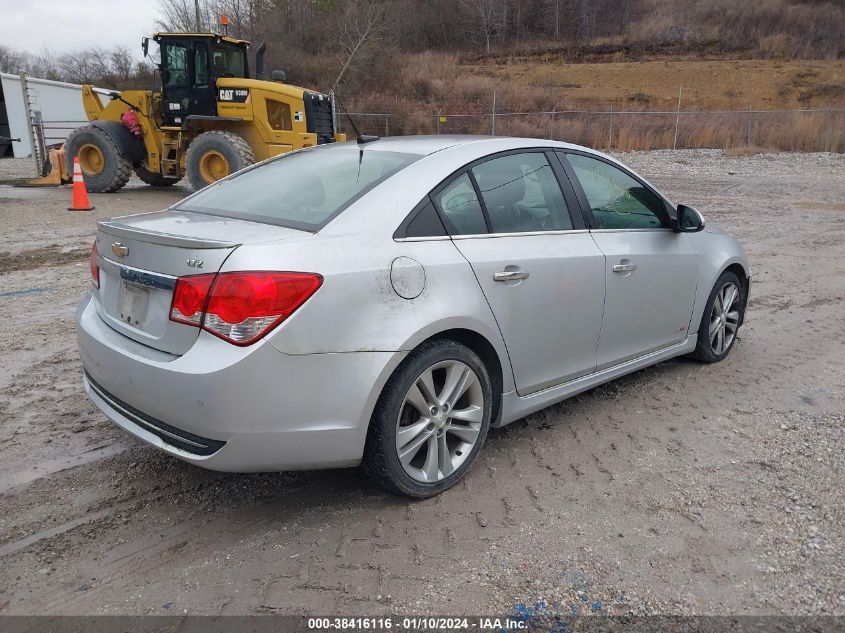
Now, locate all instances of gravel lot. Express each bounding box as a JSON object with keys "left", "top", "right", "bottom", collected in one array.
[{"left": 0, "top": 150, "right": 842, "bottom": 616}]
